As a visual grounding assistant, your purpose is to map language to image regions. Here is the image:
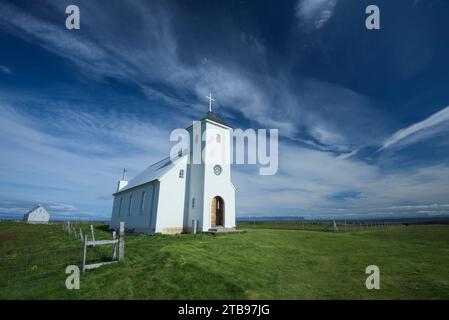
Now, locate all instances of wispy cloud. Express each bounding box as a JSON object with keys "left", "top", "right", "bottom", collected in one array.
[
  {"left": 0, "top": 101, "right": 175, "bottom": 219},
  {"left": 337, "top": 148, "right": 359, "bottom": 160},
  {"left": 0, "top": 0, "right": 379, "bottom": 153},
  {"left": 235, "top": 140, "right": 449, "bottom": 217},
  {"left": 0, "top": 65, "right": 11, "bottom": 74},
  {"left": 295, "top": 0, "right": 338, "bottom": 29},
  {"left": 379, "top": 105, "right": 449, "bottom": 151}
]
